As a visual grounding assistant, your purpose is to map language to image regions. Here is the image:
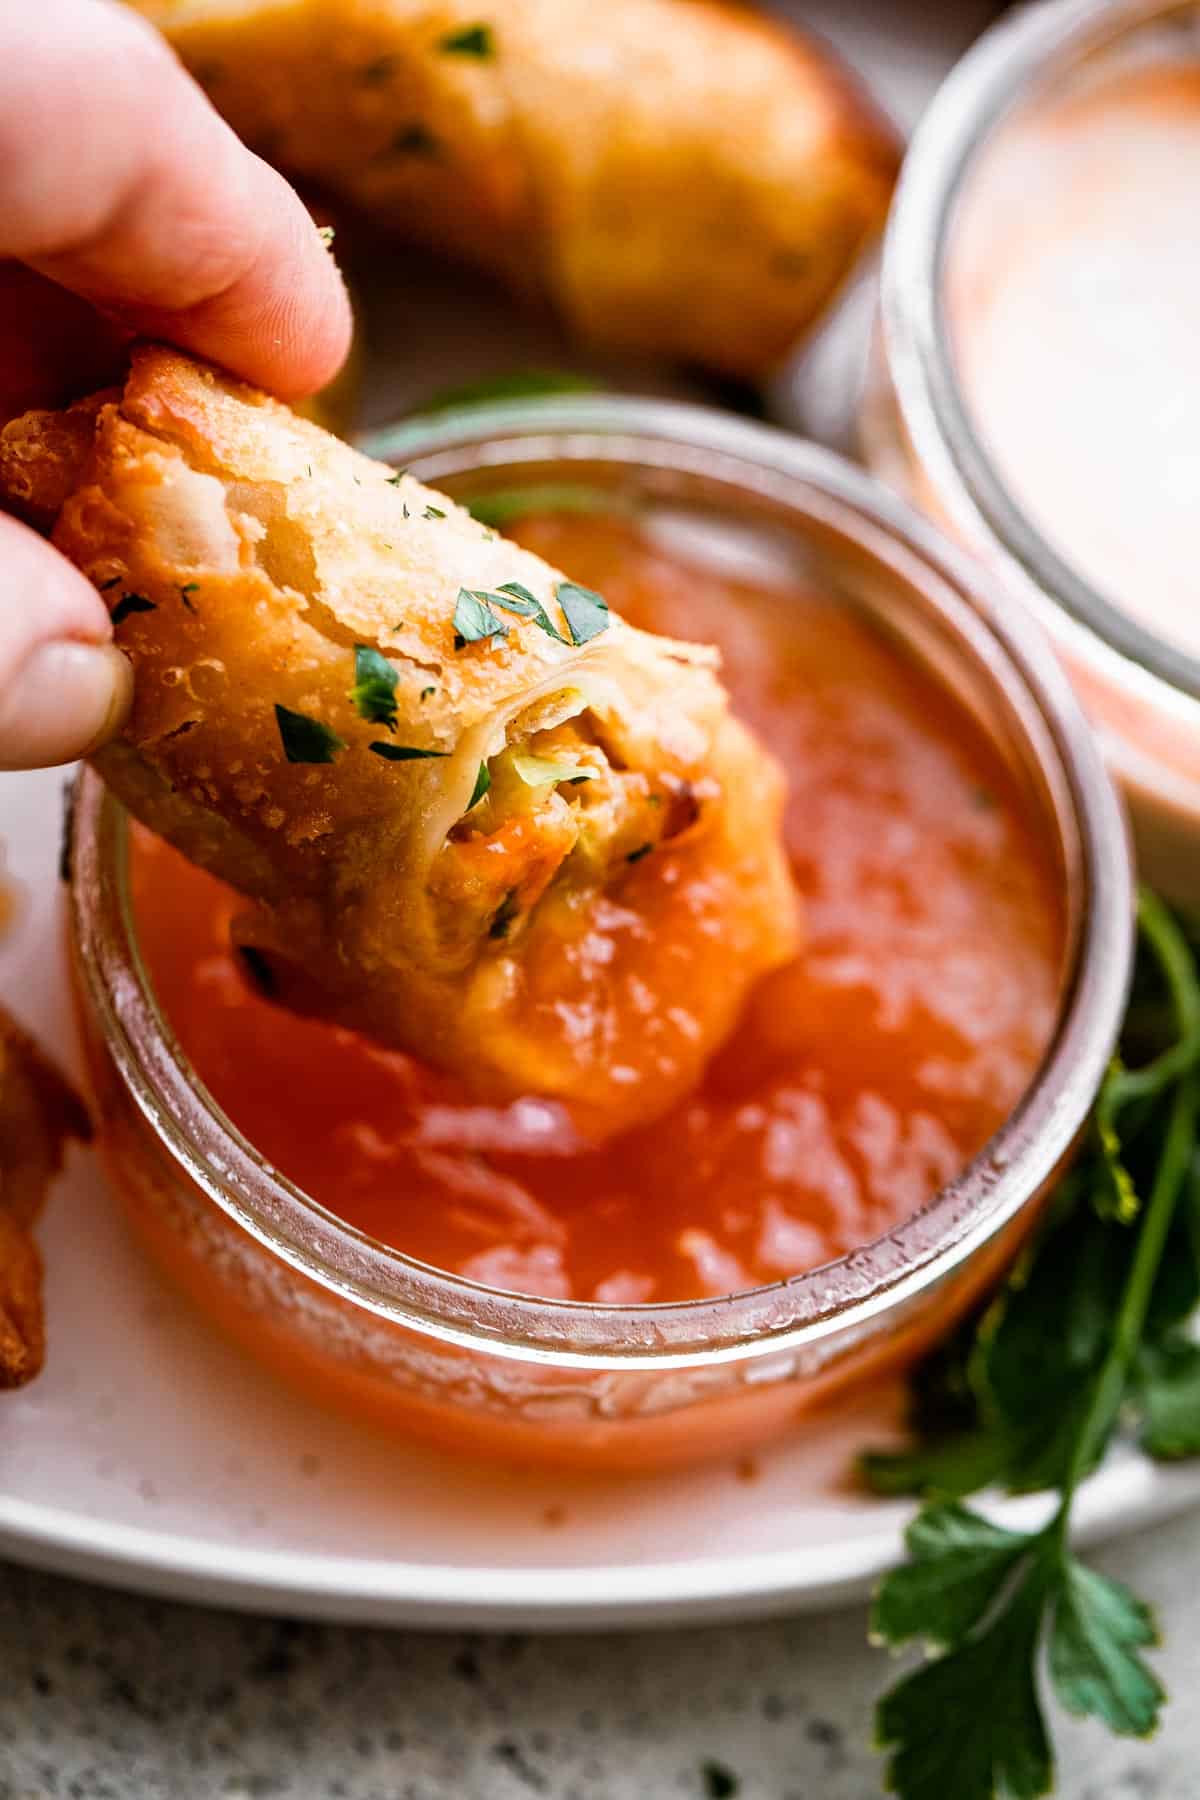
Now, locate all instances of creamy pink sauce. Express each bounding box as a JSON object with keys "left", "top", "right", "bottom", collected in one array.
[{"left": 950, "top": 64, "right": 1200, "bottom": 658}]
